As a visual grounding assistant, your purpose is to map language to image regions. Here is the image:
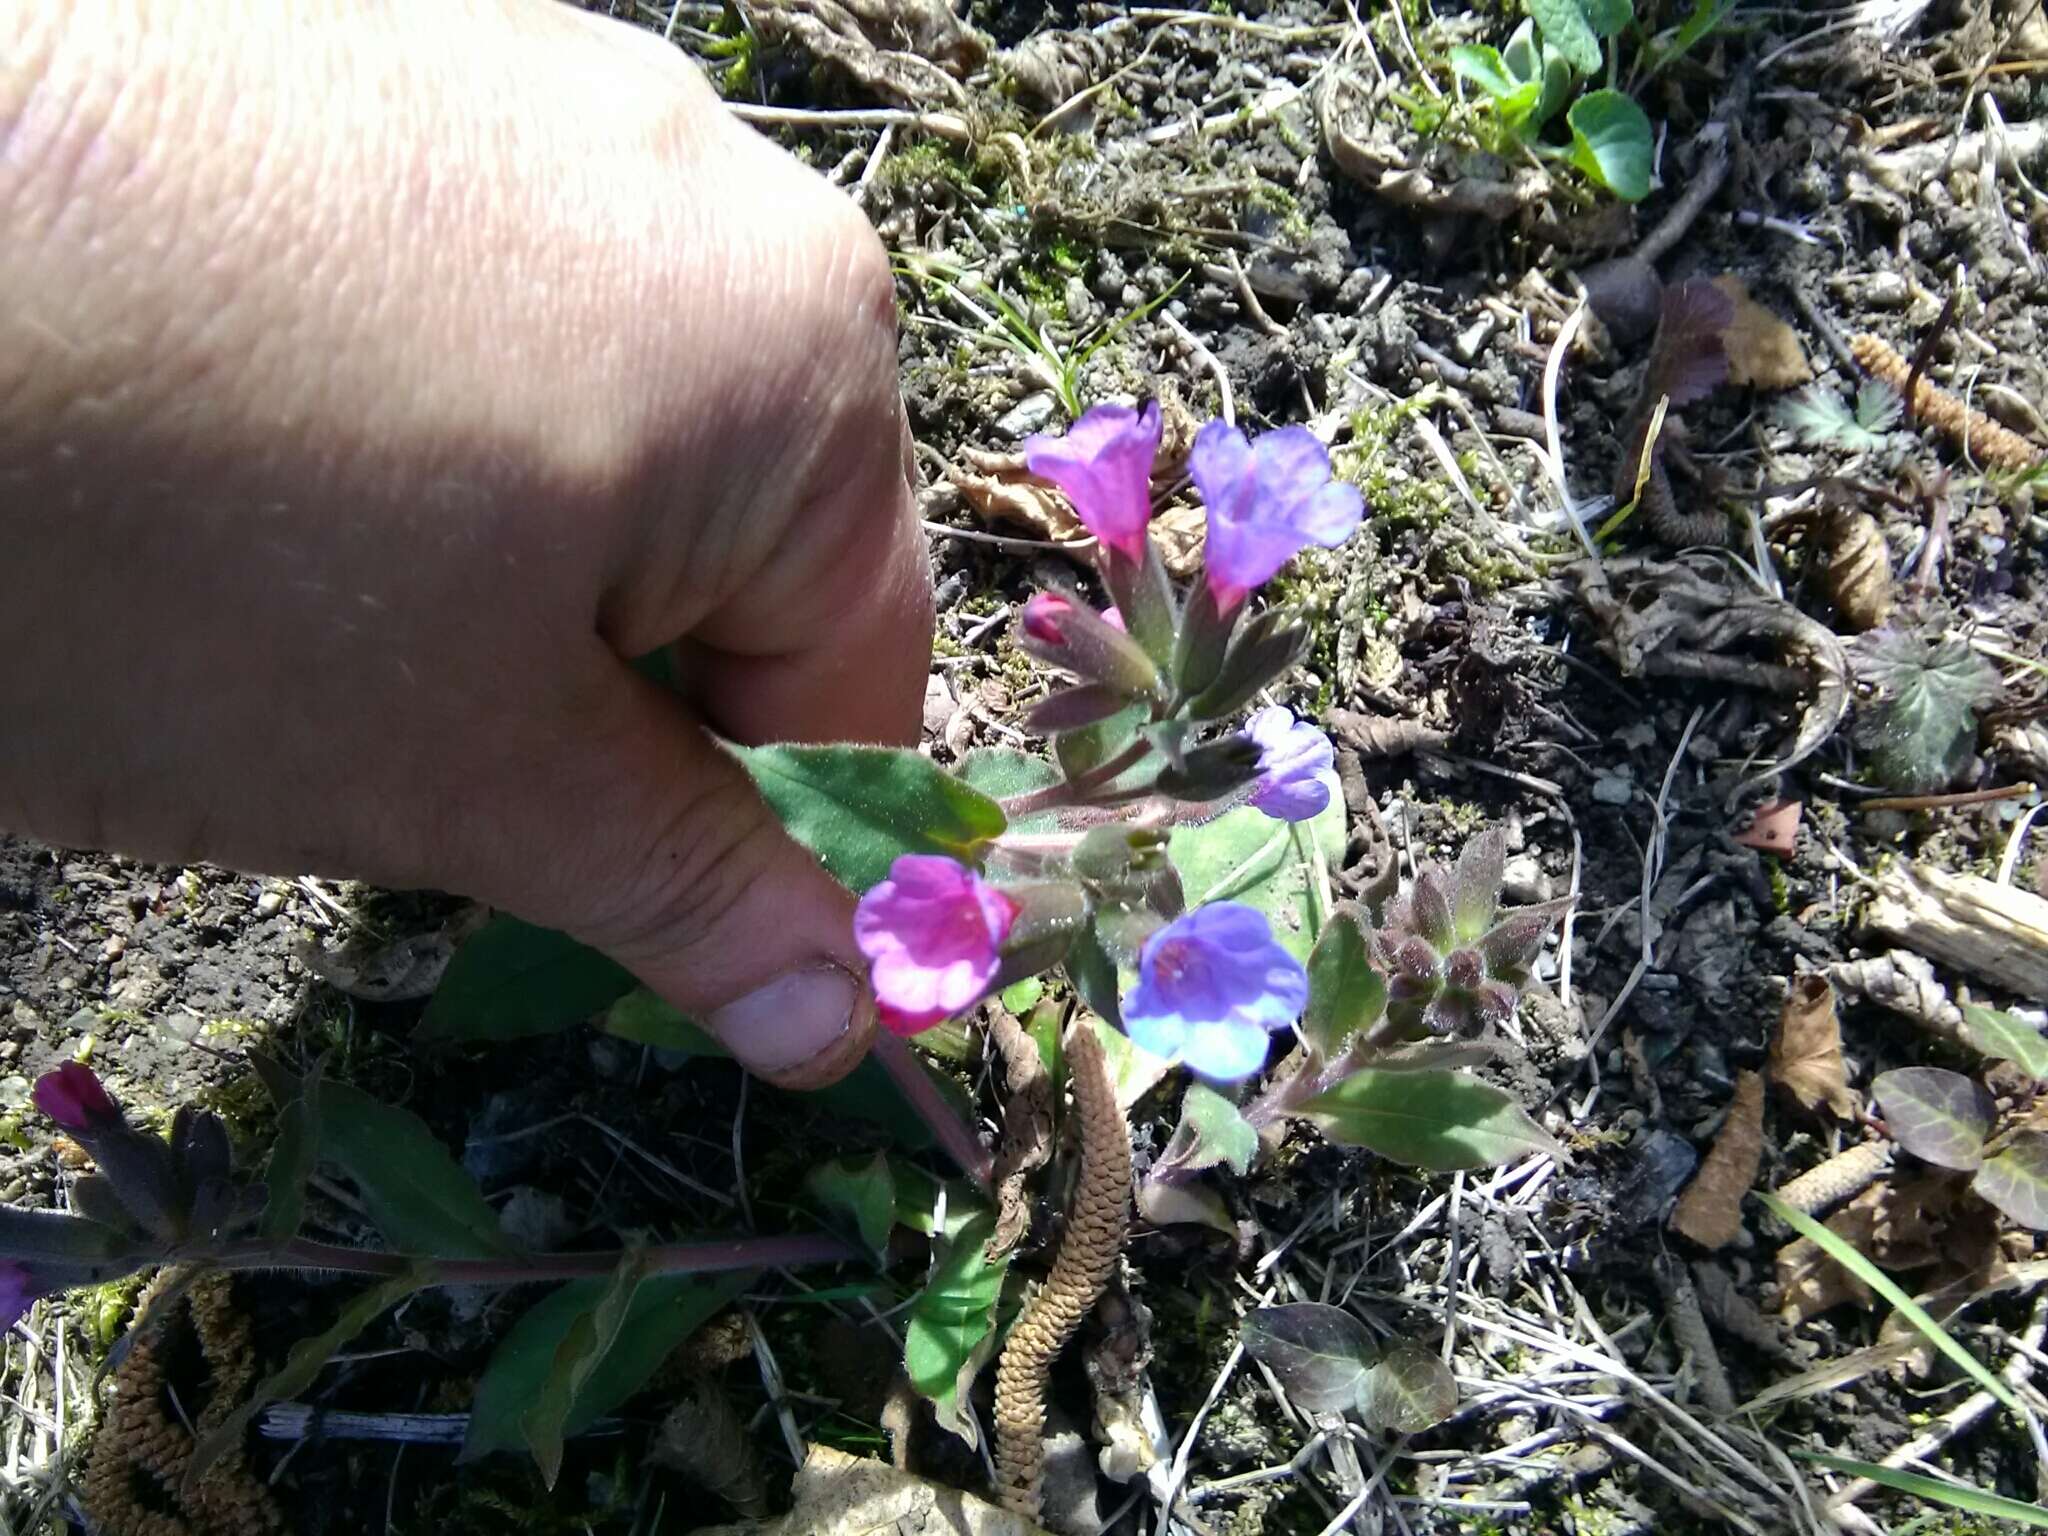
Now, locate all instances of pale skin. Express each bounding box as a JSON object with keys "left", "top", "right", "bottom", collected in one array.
[{"left": 0, "top": 1, "right": 934, "bottom": 1085}]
